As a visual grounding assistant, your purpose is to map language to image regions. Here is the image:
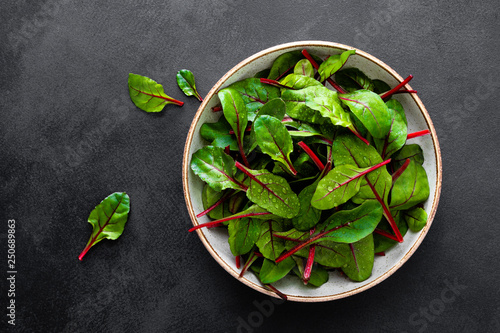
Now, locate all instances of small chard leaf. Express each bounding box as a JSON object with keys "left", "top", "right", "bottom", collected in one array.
[
  {"left": 318, "top": 49, "right": 356, "bottom": 82},
  {"left": 254, "top": 68, "right": 271, "bottom": 79},
  {"left": 176, "top": 69, "right": 202, "bottom": 101},
  {"left": 403, "top": 207, "right": 428, "bottom": 232},
  {"left": 372, "top": 79, "right": 391, "bottom": 94},
  {"left": 281, "top": 86, "right": 327, "bottom": 124},
  {"left": 293, "top": 264, "right": 329, "bottom": 287},
  {"left": 311, "top": 164, "right": 367, "bottom": 210},
  {"left": 202, "top": 185, "right": 231, "bottom": 220},
  {"left": 256, "top": 220, "right": 285, "bottom": 260},
  {"left": 128, "top": 73, "right": 183, "bottom": 112},
  {"left": 237, "top": 164, "right": 300, "bottom": 219},
  {"left": 305, "top": 92, "right": 353, "bottom": 129},
  {"left": 219, "top": 88, "right": 248, "bottom": 145},
  {"left": 339, "top": 90, "right": 392, "bottom": 138},
  {"left": 254, "top": 98, "right": 287, "bottom": 121},
  {"left": 279, "top": 74, "right": 322, "bottom": 90},
  {"left": 292, "top": 179, "right": 321, "bottom": 231},
  {"left": 374, "top": 101, "right": 408, "bottom": 159},
  {"left": 392, "top": 144, "right": 424, "bottom": 169},
  {"left": 259, "top": 257, "right": 296, "bottom": 284},
  {"left": 190, "top": 146, "right": 242, "bottom": 192},
  {"left": 341, "top": 234, "right": 374, "bottom": 282},
  {"left": 314, "top": 241, "right": 350, "bottom": 268},
  {"left": 374, "top": 211, "right": 407, "bottom": 252},
  {"left": 390, "top": 160, "right": 430, "bottom": 211},
  {"left": 293, "top": 152, "right": 318, "bottom": 177},
  {"left": 254, "top": 115, "right": 296, "bottom": 174},
  {"left": 294, "top": 59, "right": 315, "bottom": 78},
  {"left": 335, "top": 68, "right": 374, "bottom": 92},
  {"left": 200, "top": 116, "right": 232, "bottom": 142},
  {"left": 267, "top": 50, "right": 304, "bottom": 80},
  {"left": 386, "top": 99, "right": 408, "bottom": 126},
  {"left": 79, "top": 192, "right": 130, "bottom": 260},
  {"left": 226, "top": 78, "right": 280, "bottom": 120},
  {"left": 228, "top": 217, "right": 260, "bottom": 256}
]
